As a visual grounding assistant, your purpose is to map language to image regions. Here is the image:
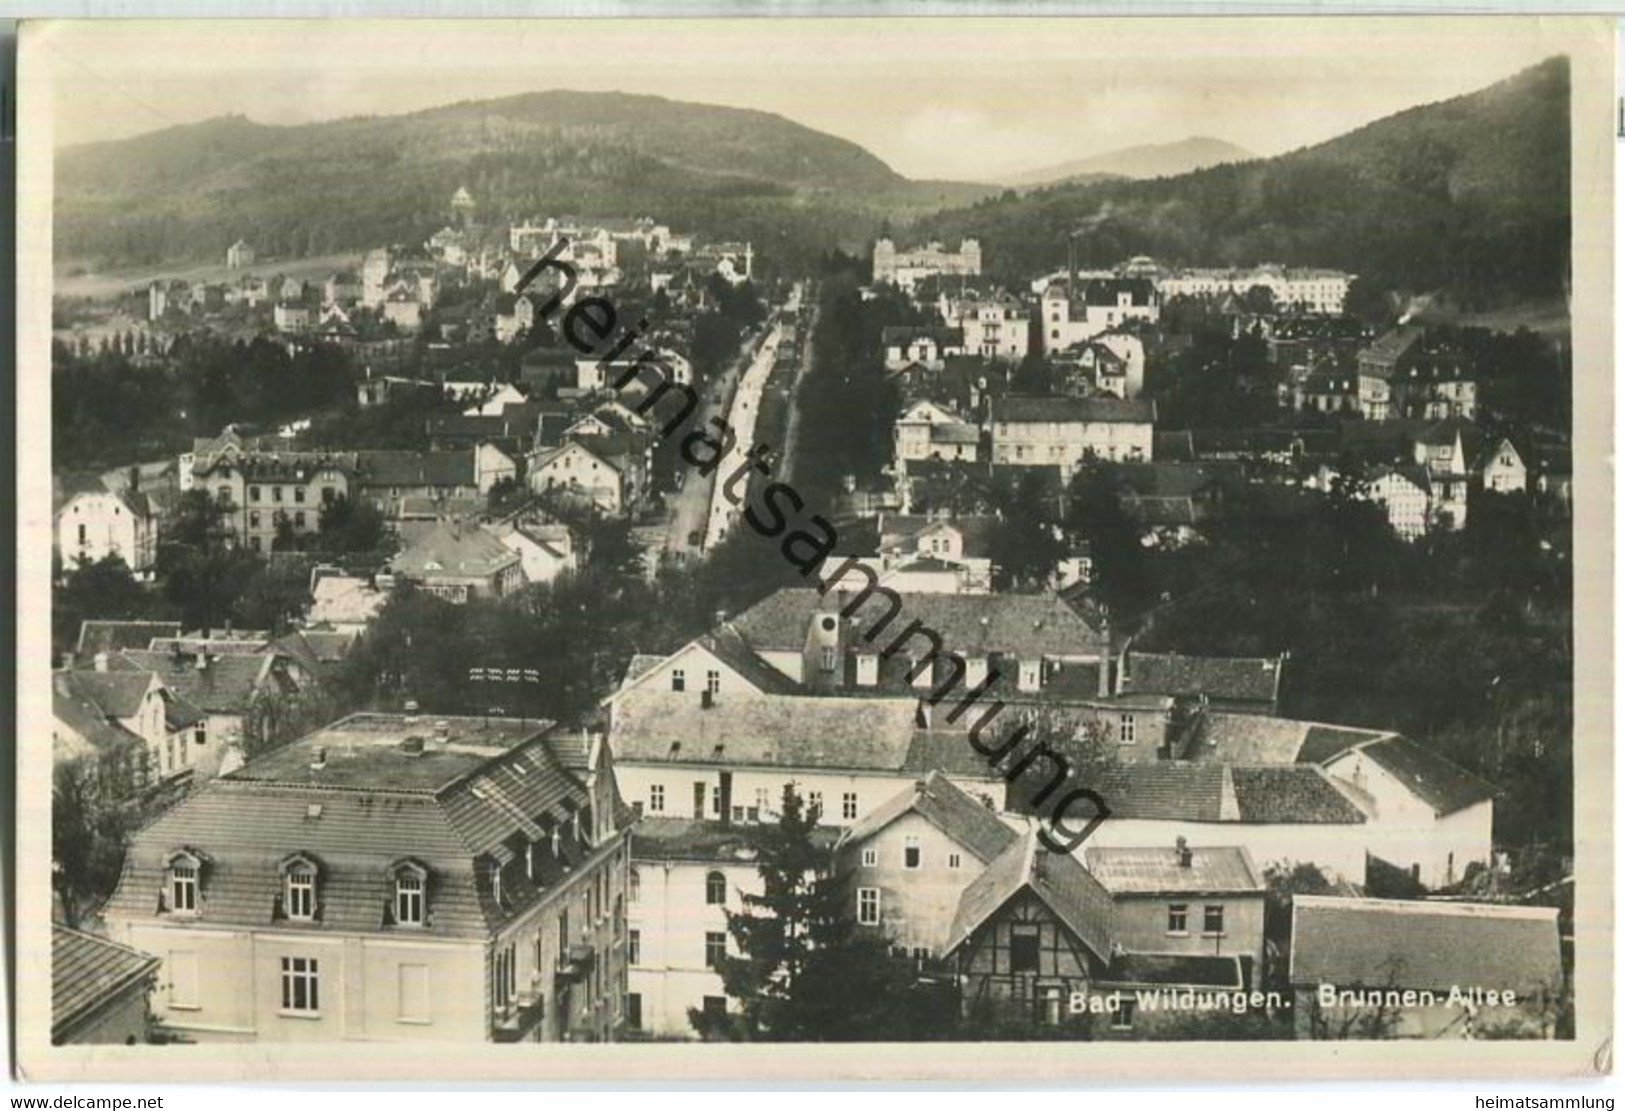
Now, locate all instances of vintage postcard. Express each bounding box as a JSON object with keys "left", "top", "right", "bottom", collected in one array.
[{"left": 13, "top": 14, "right": 1614, "bottom": 1083}]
